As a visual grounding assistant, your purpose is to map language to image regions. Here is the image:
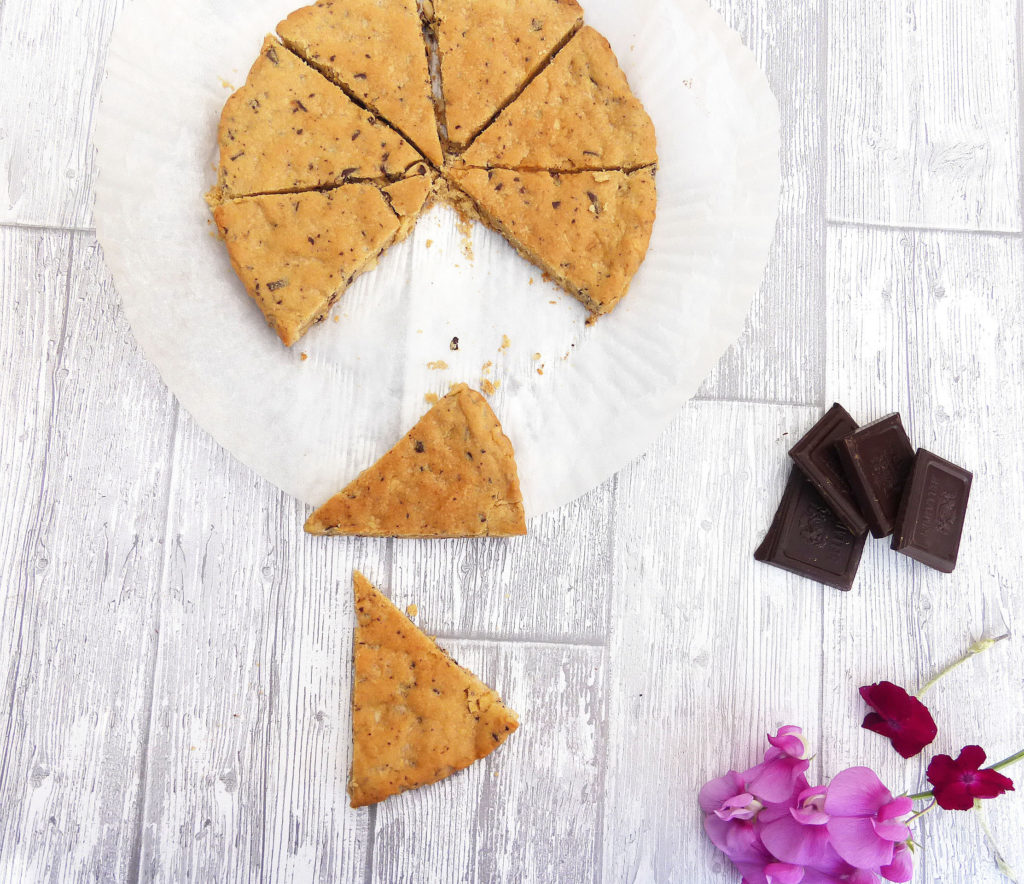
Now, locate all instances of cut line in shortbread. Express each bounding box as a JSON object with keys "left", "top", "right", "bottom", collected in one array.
[
  {"left": 459, "top": 25, "right": 657, "bottom": 172},
  {"left": 213, "top": 177, "right": 432, "bottom": 346},
  {"left": 213, "top": 35, "right": 422, "bottom": 201},
  {"left": 305, "top": 384, "right": 527, "bottom": 537},
  {"left": 348, "top": 571, "right": 519, "bottom": 808},
  {"left": 277, "top": 0, "right": 443, "bottom": 166},
  {"left": 431, "top": 0, "right": 583, "bottom": 150}
]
